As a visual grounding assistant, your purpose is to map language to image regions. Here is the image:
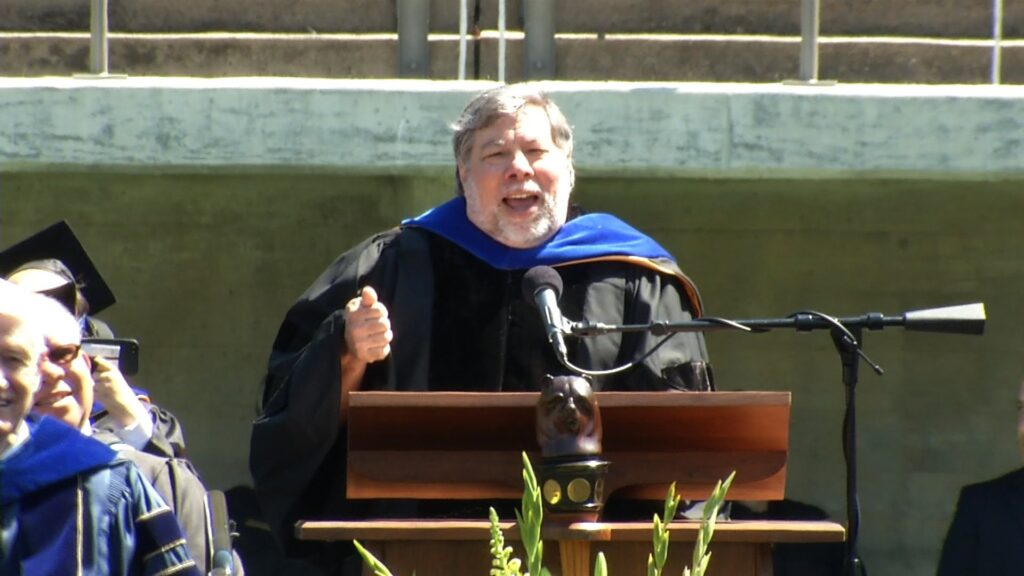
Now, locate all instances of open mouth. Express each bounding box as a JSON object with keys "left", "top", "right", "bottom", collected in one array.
[{"left": 503, "top": 192, "right": 541, "bottom": 212}]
